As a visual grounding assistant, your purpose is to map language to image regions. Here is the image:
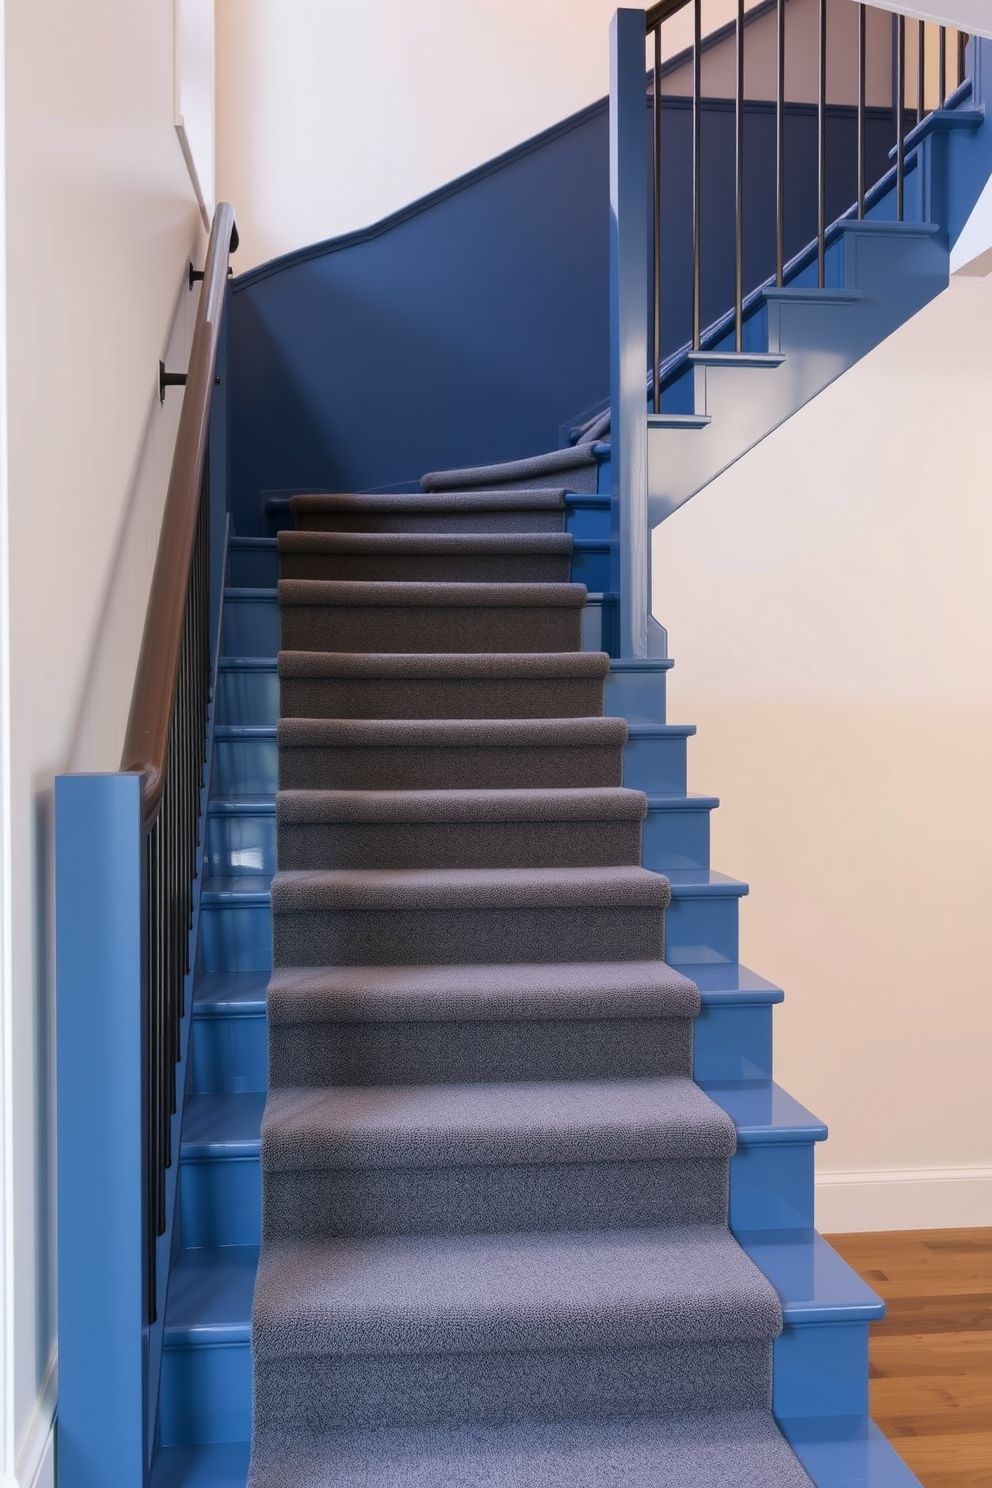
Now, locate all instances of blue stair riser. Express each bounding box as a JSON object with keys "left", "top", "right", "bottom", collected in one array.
[
  {"left": 228, "top": 542, "right": 278, "bottom": 588},
  {"left": 565, "top": 493, "right": 609, "bottom": 538},
  {"left": 693, "top": 998, "right": 774, "bottom": 1083},
  {"left": 178, "top": 1131, "right": 816, "bottom": 1250},
  {"left": 205, "top": 796, "right": 715, "bottom": 879},
  {"left": 212, "top": 729, "right": 691, "bottom": 800},
  {"left": 191, "top": 1012, "right": 267, "bottom": 1095},
  {"left": 189, "top": 995, "right": 775, "bottom": 1096},
  {"left": 216, "top": 665, "right": 278, "bottom": 727},
  {"left": 222, "top": 590, "right": 619, "bottom": 658},
  {"left": 227, "top": 541, "right": 613, "bottom": 592},
  {"left": 774, "top": 1322, "right": 870, "bottom": 1420},
  {"left": 198, "top": 883, "right": 742, "bottom": 974},
  {"left": 217, "top": 662, "right": 671, "bottom": 731},
  {"left": 158, "top": 1303, "right": 867, "bottom": 1448},
  {"left": 160, "top": 1343, "right": 252, "bottom": 1447}
]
